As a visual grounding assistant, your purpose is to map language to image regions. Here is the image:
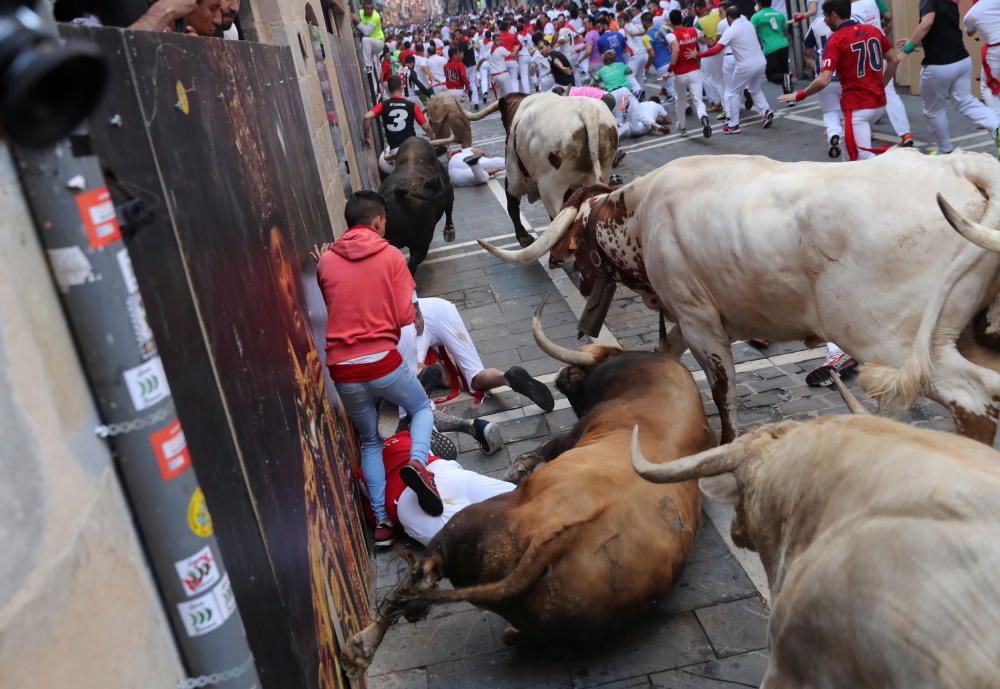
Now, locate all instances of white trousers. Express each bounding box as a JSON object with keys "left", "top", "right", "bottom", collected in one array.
[
  {"left": 722, "top": 54, "right": 736, "bottom": 115},
  {"left": 397, "top": 460, "right": 515, "bottom": 546},
  {"left": 467, "top": 71, "right": 480, "bottom": 105},
  {"left": 628, "top": 52, "right": 647, "bottom": 93},
  {"left": 378, "top": 147, "right": 397, "bottom": 174},
  {"left": 448, "top": 88, "right": 468, "bottom": 107},
  {"left": 611, "top": 86, "right": 644, "bottom": 136},
  {"left": 449, "top": 155, "right": 506, "bottom": 186},
  {"left": 479, "top": 62, "right": 491, "bottom": 96},
  {"left": 726, "top": 60, "right": 768, "bottom": 126},
  {"left": 506, "top": 60, "right": 520, "bottom": 91},
  {"left": 845, "top": 106, "right": 885, "bottom": 160},
  {"left": 885, "top": 79, "right": 911, "bottom": 137},
  {"left": 818, "top": 80, "right": 843, "bottom": 142},
  {"left": 492, "top": 72, "right": 514, "bottom": 98},
  {"left": 702, "top": 53, "right": 724, "bottom": 103},
  {"left": 538, "top": 75, "right": 556, "bottom": 92},
  {"left": 920, "top": 56, "right": 999, "bottom": 153},
  {"left": 362, "top": 37, "right": 384, "bottom": 73},
  {"left": 519, "top": 54, "right": 533, "bottom": 92},
  {"left": 674, "top": 69, "right": 707, "bottom": 126}
]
